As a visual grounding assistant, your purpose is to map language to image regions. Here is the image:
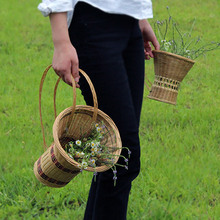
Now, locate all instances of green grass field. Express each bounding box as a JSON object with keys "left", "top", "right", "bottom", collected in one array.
[{"left": 0, "top": 0, "right": 219, "bottom": 219}]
